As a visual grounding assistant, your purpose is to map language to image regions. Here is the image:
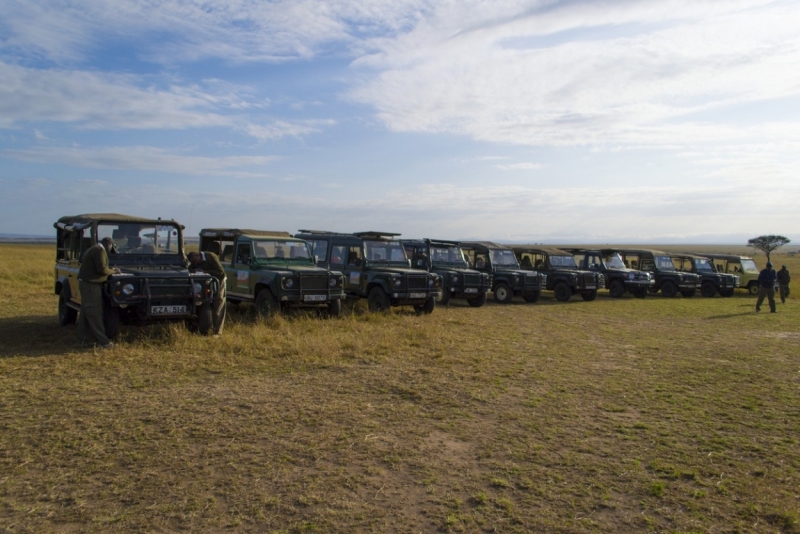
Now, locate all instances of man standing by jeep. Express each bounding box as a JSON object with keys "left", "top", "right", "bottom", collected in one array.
[
  {"left": 755, "top": 261, "right": 777, "bottom": 313},
  {"left": 77, "top": 237, "right": 120, "bottom": 347},
  {"left": 187, "top": 251, "right": 226, "bottom": 336},
  {"left": 777, "top": 265, "right": 791, "bottom": 304}
]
